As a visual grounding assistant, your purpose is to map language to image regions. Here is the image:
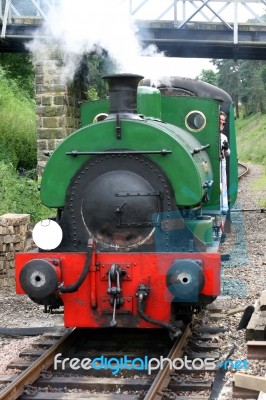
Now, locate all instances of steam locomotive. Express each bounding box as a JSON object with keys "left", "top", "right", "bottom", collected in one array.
[{"left": 16, "top": 74, "right": 238, "bottom": 332}]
